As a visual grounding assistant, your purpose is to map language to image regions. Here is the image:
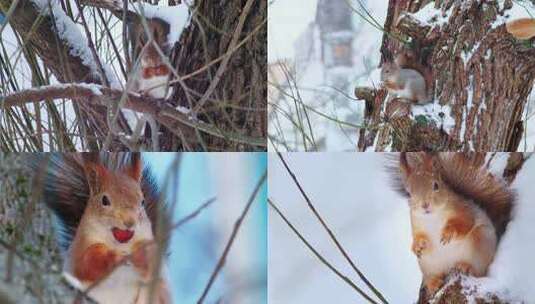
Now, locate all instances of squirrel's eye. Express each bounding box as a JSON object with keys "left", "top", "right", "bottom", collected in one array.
[
  {"left": 432, "top": 182, "right": 439, "bottom": 191},
  {"left": 102, "top": 195, "right": 111, "bottom": 206},
  {"left": 141, "top": 199, "right": 146, "bottom": 207}
]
